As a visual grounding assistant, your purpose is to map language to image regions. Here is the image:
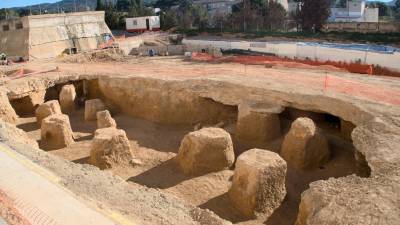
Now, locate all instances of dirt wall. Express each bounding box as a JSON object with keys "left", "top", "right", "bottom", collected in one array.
[{"left": 98, "top": 77, "right": 237, "bottom": 125}]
